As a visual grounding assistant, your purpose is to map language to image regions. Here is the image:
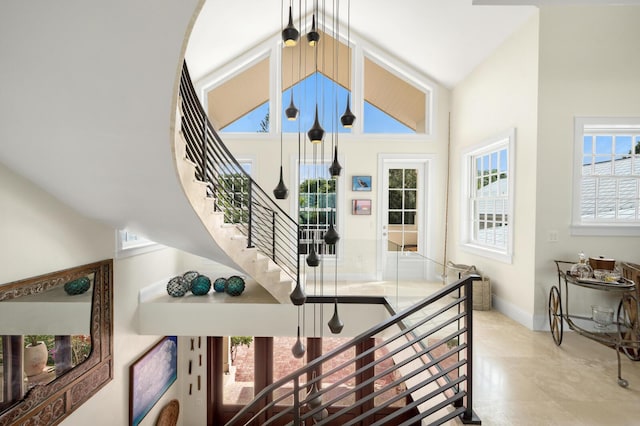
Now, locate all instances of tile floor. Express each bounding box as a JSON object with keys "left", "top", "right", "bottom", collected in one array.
[
  {"left": 467, "top": 309, "right": 640, "bottom": 426},
  {"left": 335, "top": 279, "right": 640, "bottom": 425}
]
